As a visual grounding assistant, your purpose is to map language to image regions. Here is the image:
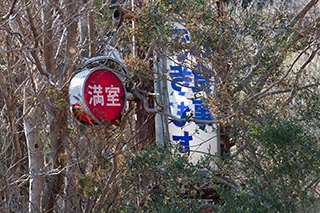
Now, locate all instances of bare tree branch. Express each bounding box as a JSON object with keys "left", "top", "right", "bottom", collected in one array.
[
  {"left": 62, "top": 0, "right": 79, "bottom": 78},
  {"left": 1, "top": 0, "right": 18, "bottom": 21},
  {"left": 288, "top": 0, "right": 320, "bottom": 43},
  {"left": 248, "top": 43, "right": 319, "bottom": 102},
  {"left": 43, "top": 0, "right": 57, "bottom": 77},
  {"left": 256, "top": 83, "right": 320, "bottom": 100},
  {"left": 23, "top": 0, "right": 51, "bottom": 78},
  {"left": 289, "top": 0, "right": 319, "bottom": 28},
  {"left": 88, "top": 0, "right": 96, "bottom": 57},
  {"left": 131, "top": 88, "right": 218, "bottom": 124}
]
